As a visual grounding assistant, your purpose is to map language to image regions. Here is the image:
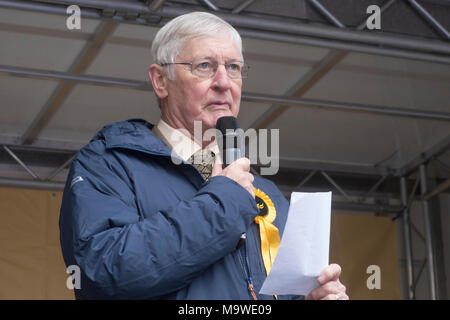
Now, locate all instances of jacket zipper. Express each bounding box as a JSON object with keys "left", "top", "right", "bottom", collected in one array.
[{"left": 237, "top": 244, "right": 258, "bottom": 300}]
